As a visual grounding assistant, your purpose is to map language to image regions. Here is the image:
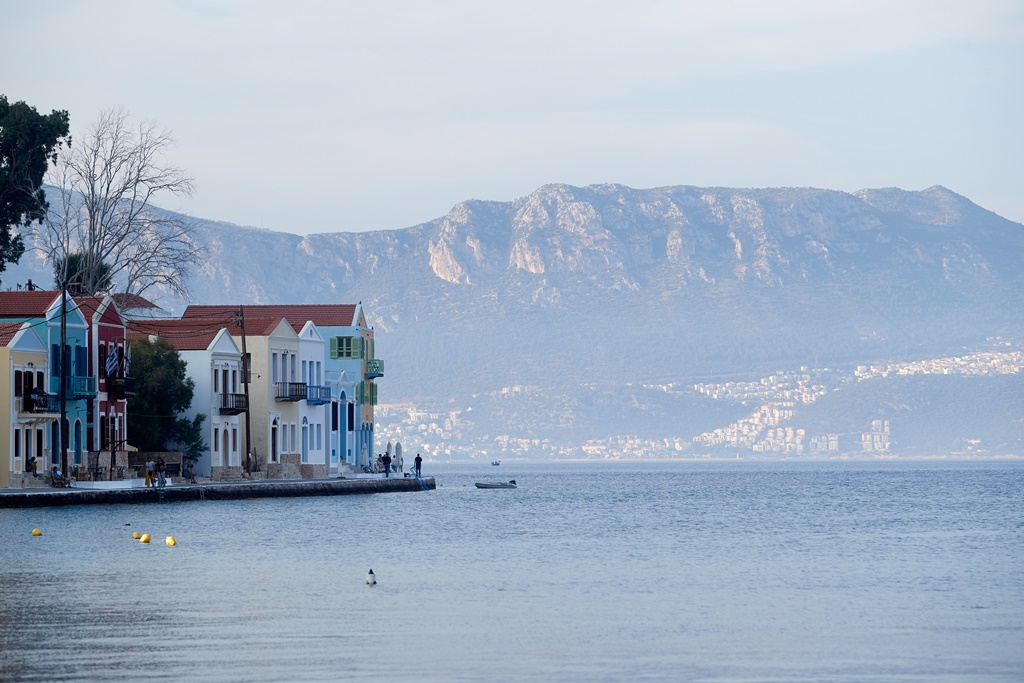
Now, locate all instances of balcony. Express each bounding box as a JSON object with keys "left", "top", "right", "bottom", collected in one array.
[
  {"left": 275, "top": 382, "right": 307, "bottom": 402},
  {"left": 17, "top": 392, "right": 60, "bottom": 417},
  {"left": 49, "top": 375, "right": 97, "bottom": 400},
  {"left": 219, "top": 392, "right": 249, "bottom": 415},
  {"left": 306, "top": 385, "right": 331, "bottom": 406},
  {"left": 106, "top": 376, "right": 136, "bottom": 399},
  {"left": 365, "top": 358, "right": 384, "bottom": 379}
]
